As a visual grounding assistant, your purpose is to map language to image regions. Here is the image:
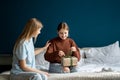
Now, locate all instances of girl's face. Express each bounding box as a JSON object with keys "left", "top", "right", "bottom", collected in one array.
[
  {"left": 33, "top": 28, "right": 41, "bottom": 38},
  {"left": 58, "top": 29, "right": 69, "bottom": 40}
]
